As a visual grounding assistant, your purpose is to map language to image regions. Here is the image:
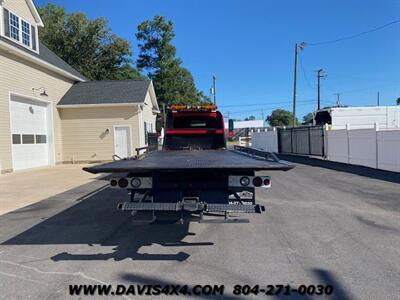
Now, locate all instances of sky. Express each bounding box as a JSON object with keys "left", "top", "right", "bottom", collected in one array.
[{"left": 34, "top": 0, "right": 400, "bottom": 121}]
